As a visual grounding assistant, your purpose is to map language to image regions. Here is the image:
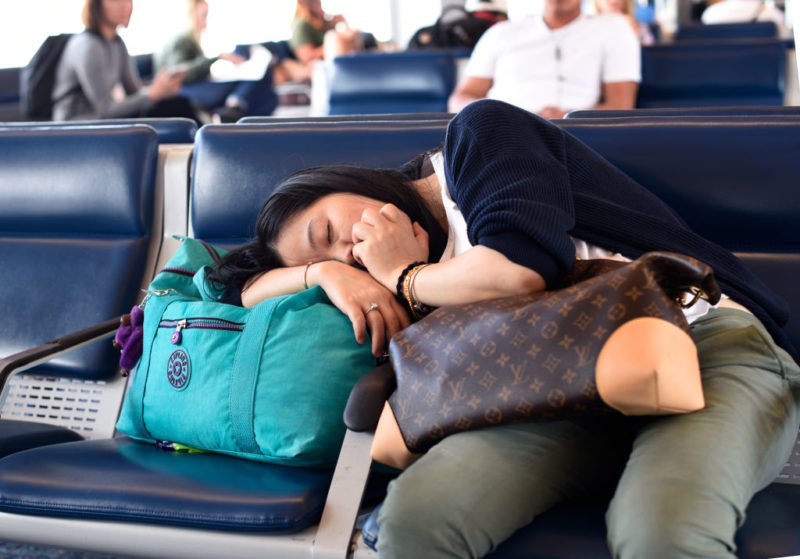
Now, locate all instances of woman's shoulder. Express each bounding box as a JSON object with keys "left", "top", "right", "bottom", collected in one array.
[{"left": 62, "top": 31, "right": 108, "bottom": 63}]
